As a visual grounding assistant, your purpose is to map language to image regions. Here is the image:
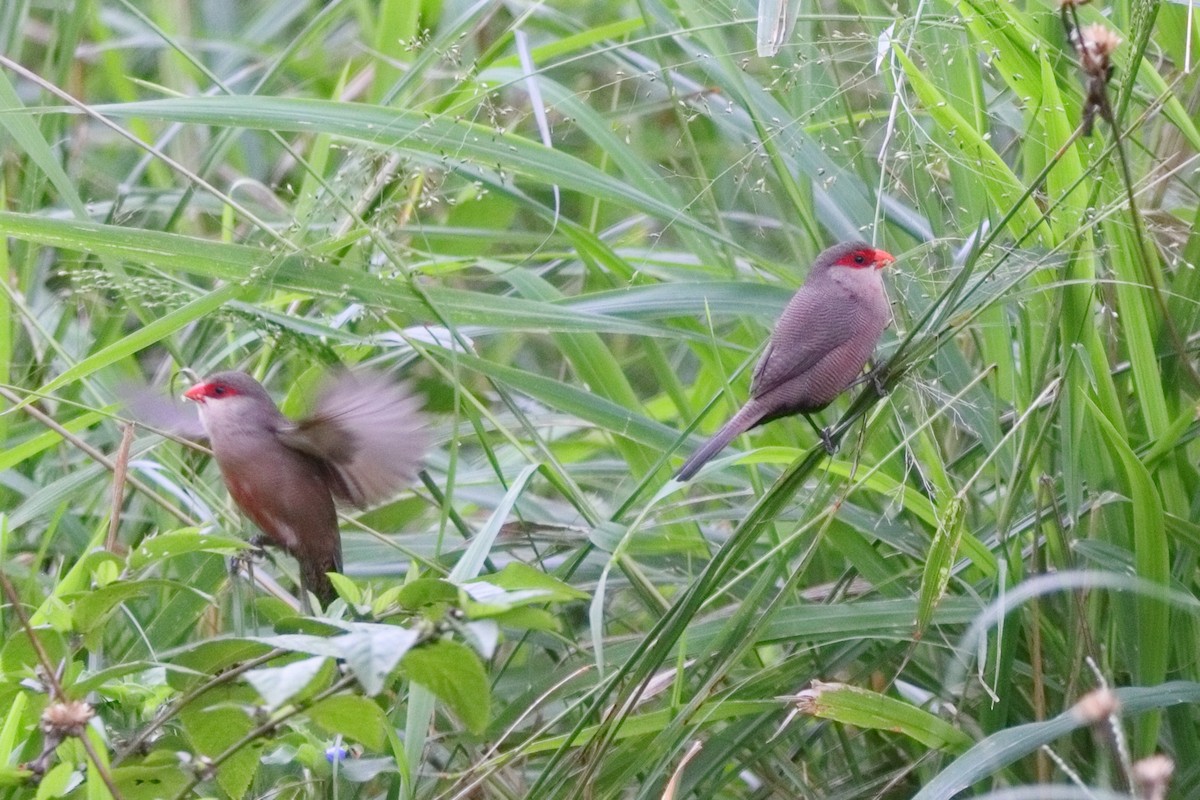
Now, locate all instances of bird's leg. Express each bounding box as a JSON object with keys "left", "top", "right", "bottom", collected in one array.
[
  {"left": 229, "top": 552, "right": 249, "bottom": 583},
  {"left": 847, "top": 361, "right": 889, "bottom": 397},
  {"left": 802, "top": 414, "right": 838, "bottom": 455}
]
